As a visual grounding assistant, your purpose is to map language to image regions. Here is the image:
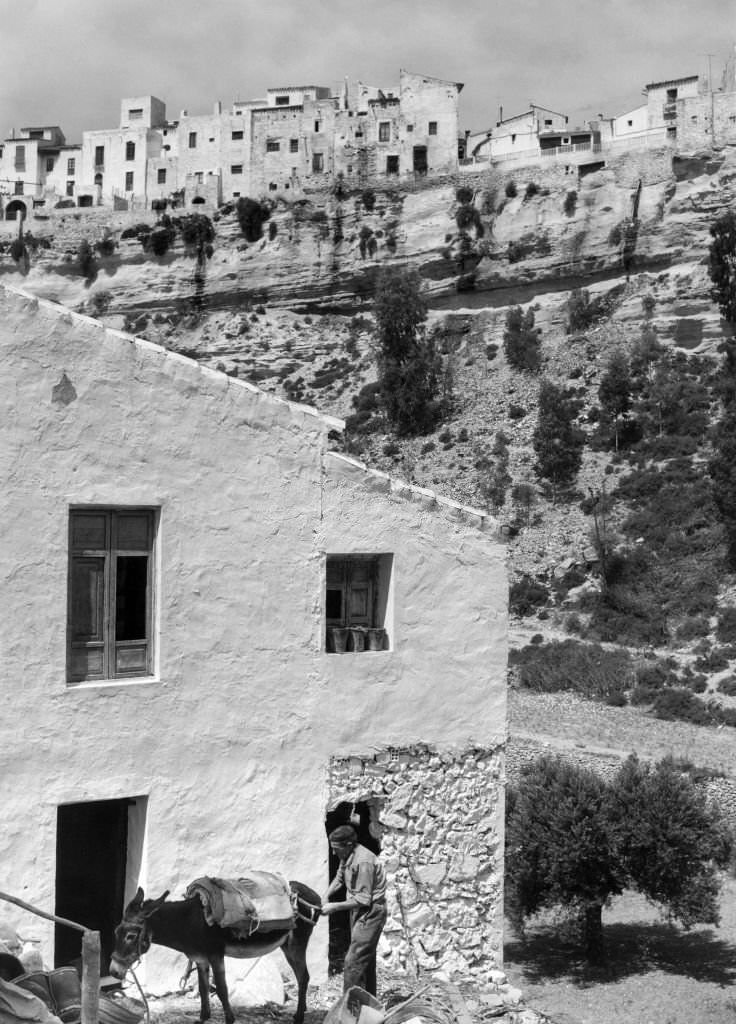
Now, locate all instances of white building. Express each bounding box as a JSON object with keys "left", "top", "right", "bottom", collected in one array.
[{"left": 0, "top": 282, "right": 508, "bottom": 989}]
